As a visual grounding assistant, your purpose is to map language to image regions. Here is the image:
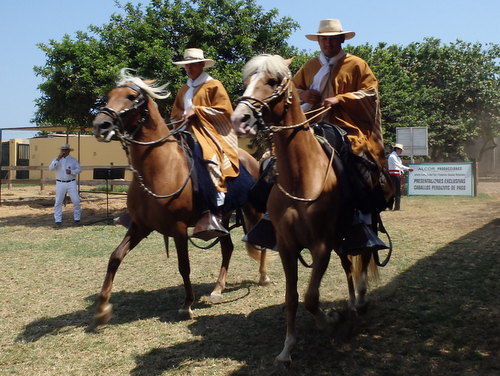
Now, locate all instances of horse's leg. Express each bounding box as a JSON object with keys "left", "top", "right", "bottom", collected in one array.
[
  {"left": 242, "top": 204, "right": 271, "bottom": 286},
  {"left": 210, "top": 226, "right": 234, "bottom": 303},
  {"left": 95, "top": 225, "right": 146, "bottom": 325},
  {"left": 354, "top": 252, "right": 376, "bottom": 314},
  {"left": 304, "top": 245, "right": 339, "bottom": 330},
  {"left": 172, "top": 233, "right": 194, "bottom": 320},
  {"left": 275, "top": 246, "right": 299, "bottom": 367},
  {"left": 339, "top": 254, "right": 358, "bottom": 319}
]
